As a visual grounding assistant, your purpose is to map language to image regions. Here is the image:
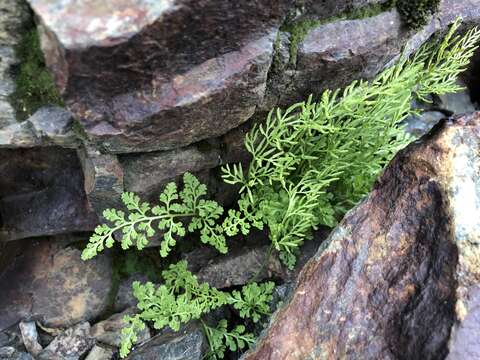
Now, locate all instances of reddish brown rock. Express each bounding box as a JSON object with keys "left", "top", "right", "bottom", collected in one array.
[
  {"left": 27, "top": 0, "right": 291, "bottom": 153},
  {"left": 244, "top": 113, "right": 480, "bottom": 359},
  {"left": 0, "top": 238, "right": 112, "bottom": 330}
]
